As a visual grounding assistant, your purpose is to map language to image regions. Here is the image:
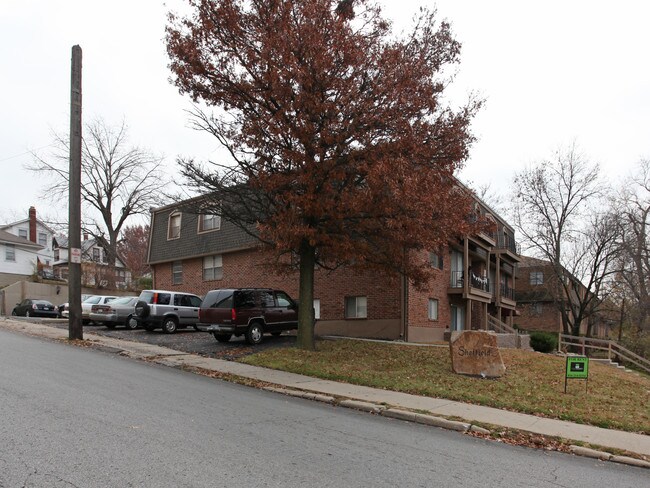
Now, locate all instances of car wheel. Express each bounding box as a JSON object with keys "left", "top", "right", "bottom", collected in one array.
[
  {"left": 11, "top": 310, "right": 17, "bottom": 316},
  {"left": 271, "top": 331, "right": 282, "bottom": 337},
  {"left": 213, "top": 333, "right": 232, "bottom": 343},
  {"left": 245, "top": 322, "right": 264, "bottom": 345},
  {"left": 25, "top": 310, "right": 31, "bottom": 318},
  {"left": 193, "top": 325, "right": 200, "bottom": 331},
  {"left": 162, "top": 317, "right": 178, "bottom": 334},
  {"left": 134, "top": 301, "right": 150, "bottom": 318},
  {"left": 125, "top": 316, "right": 138, "bottom": 330}
]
